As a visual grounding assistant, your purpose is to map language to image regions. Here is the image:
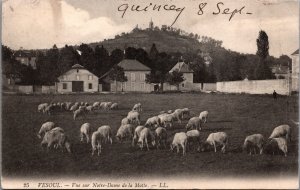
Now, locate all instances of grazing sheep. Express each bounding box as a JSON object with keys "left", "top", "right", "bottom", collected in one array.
[
  {"left": 199, "top": 111, "right": 209, "bottom": 123},
  {"left": 137, "top": 128, "right": 156, "bottom": 151},
  {"left": 65, "top": 102, "right": 73, "bottom": 110},
  {"left": 132, "top": 125, "right": 146, "bottom": 146},
  {"left": 243, "top": 134, "right": 265, "bottom": 155},
  {"left": 93, "top": 102, "right": 100, "bottom": 109},
  {"left": 121, "top": 117, "right": 130, "bottom": 125},
  {"left": 145, "top": 116, "right": 161, "bottom": 129},
  {"left": 186, "top": 117, "right": 202, "bottom": 131},
  {"left": 269, "top": 124, "right": 291, "bottom": 142},
  {"left": 186, "top": 129, "right": 201, "bottom": 151},
  {"left": 70, "top": 104, "right": 79, "bottom": 112},
  {"left": 170, "top": 132, "right": 188, "bottom": 156},
  {"left": 158, "top": 113, "right": 175, "bottom": 128},
  {"left": 101, "top": 102, "right": 112, "bottom": 110},
  {"left": 264, "top": 137, "right": 288, "bottom": 157},
  {"left": 172, "top": 109, "right": 183, "bottom": 123},
  {"left": 44, "top": 105, "right": 54, "bottom": 115},
  {"left": 38, "top": 103, "right": 48, "bottom": 113},
  {"left": 132, "top": 103, "right": 142, "bottom": 111},
  {"left": 127, "top": 111, "right": 141, "bottom": 125},
  {"left": 80, "top": 123, "right": 91, "bottom": 143},
  {"left": 167, "top": 110, "right": 173, "bottom": 114},
  {"left": 85, "top": 105, "right": 94, "bottom": 113},
  {"left": 41, "top": 129, "right": 71, "bottom": 153},
  {"left": 52, "top": 127, "right": 64, "bottom": 133},
  {"left": 110, "top": 103, "right": 118, "bottom": 110},
  {"left": 155, "top": 127, "right": 167, "bottom": 149},
  {"left": 116, "top": 124, "right": 135, "bottom": 142},
  {"left": 200, "top": 132, "right": 228, "bottom": 153},
  {"left": 182, "top": 108, "right": 190, "bottom": 119},
  {"left": 73, "top": 108, "right": 85, "bottom": 120},
  {"left": 91, "top": 131, "right": 104, "bottom": 156},
  {"left": 37, "top": 121, "right": 55, "bottom": 139},
  {"left": 97, "top": 125, "right": 113, "bottom": 144}
]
